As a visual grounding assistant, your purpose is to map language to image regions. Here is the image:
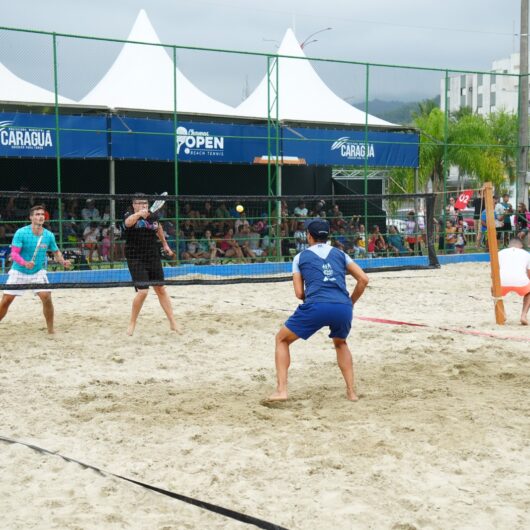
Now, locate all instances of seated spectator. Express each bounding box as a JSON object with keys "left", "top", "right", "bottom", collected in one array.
[
  {"left": 235, "top": 225, "right": 254, "bottom": 258},
  {"left": 182, "top": 231, "right": 209, "bottom": 261},
  {"left": 368, "top": 225, "right": 387, "bottom": 257},
  {"left": 247, "top": 224, "right": 267, "bottom": 258},
  {"left": 328, "top": 203, "right": 344, "bottom": 230},
  {"left": 351, "top": 236, "right": 367, "bottom": 258},
  {"left": 254, "top": 214, "right": 268, "bottom": 236},
  {"left": 293, "top": 200, "right": 308, "bottom": 218},
  {"left": 234, "top": 212, "right": 250, "bottom": 233},
  {"left": 294, "top": 221, "right": 309, "bottom": 252},
  {"left": 387, "top": 225, "right": 408, "bottom": 256},
  {"left": 219, "top": 228, "right": 244, "bottom": 260},
  {"left": 198, "top": 229, "right": 222, "bottom": 261},
  {"left": 214, "top": 201, "right": 231, "bottom": 220},
  {"left": 332, "top": 226, "right": 348, "bottom": 251},
  {"left": 181, "top": 219, "right": 194, "bottom": 238}
]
